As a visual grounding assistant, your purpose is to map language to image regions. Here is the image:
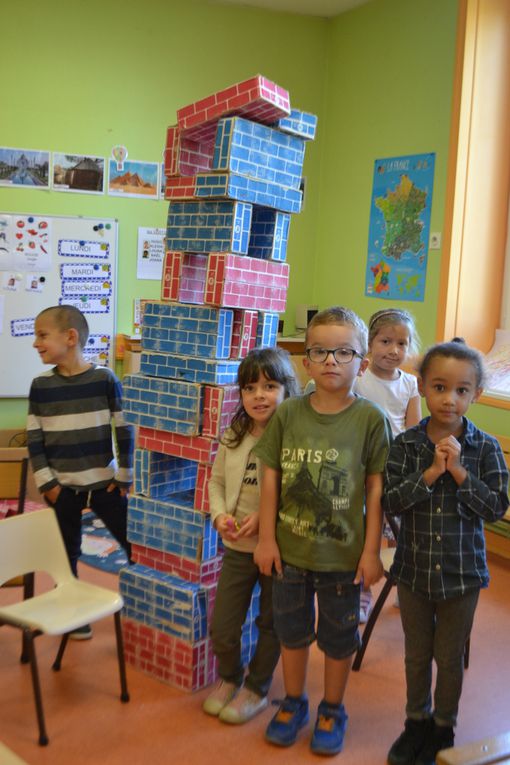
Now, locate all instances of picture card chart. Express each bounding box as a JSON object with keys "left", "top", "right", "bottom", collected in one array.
[{"left": 0, "top": 212, "right": 118, "bottom": 397}]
